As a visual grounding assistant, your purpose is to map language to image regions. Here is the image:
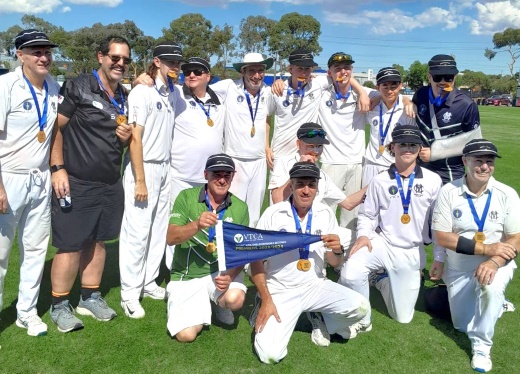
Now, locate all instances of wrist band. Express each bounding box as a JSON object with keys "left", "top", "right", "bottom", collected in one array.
[
  {"left": 488, "top": 258, "right": 500, "bottom": 269},
  {"left": 456, "top": 236, "right": 475, "bottom": 255},
  {"left": 50, "top": 164, "right": 66, "bottom": 173},
  {"left": 333, "top": 245, "right": 345, "bottom": 256}
]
